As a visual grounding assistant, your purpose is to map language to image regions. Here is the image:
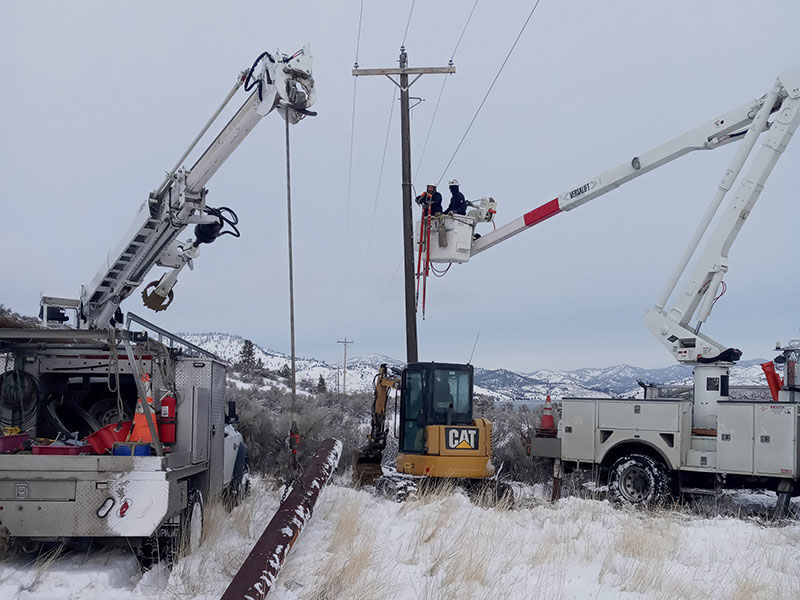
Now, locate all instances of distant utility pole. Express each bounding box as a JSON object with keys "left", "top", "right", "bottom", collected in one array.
[
  {"left": 353, "top": 47, "right": 455, "bottom": 364},
  {"left": 337, "top": 338, "right": 354, "bottom": 395}
]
